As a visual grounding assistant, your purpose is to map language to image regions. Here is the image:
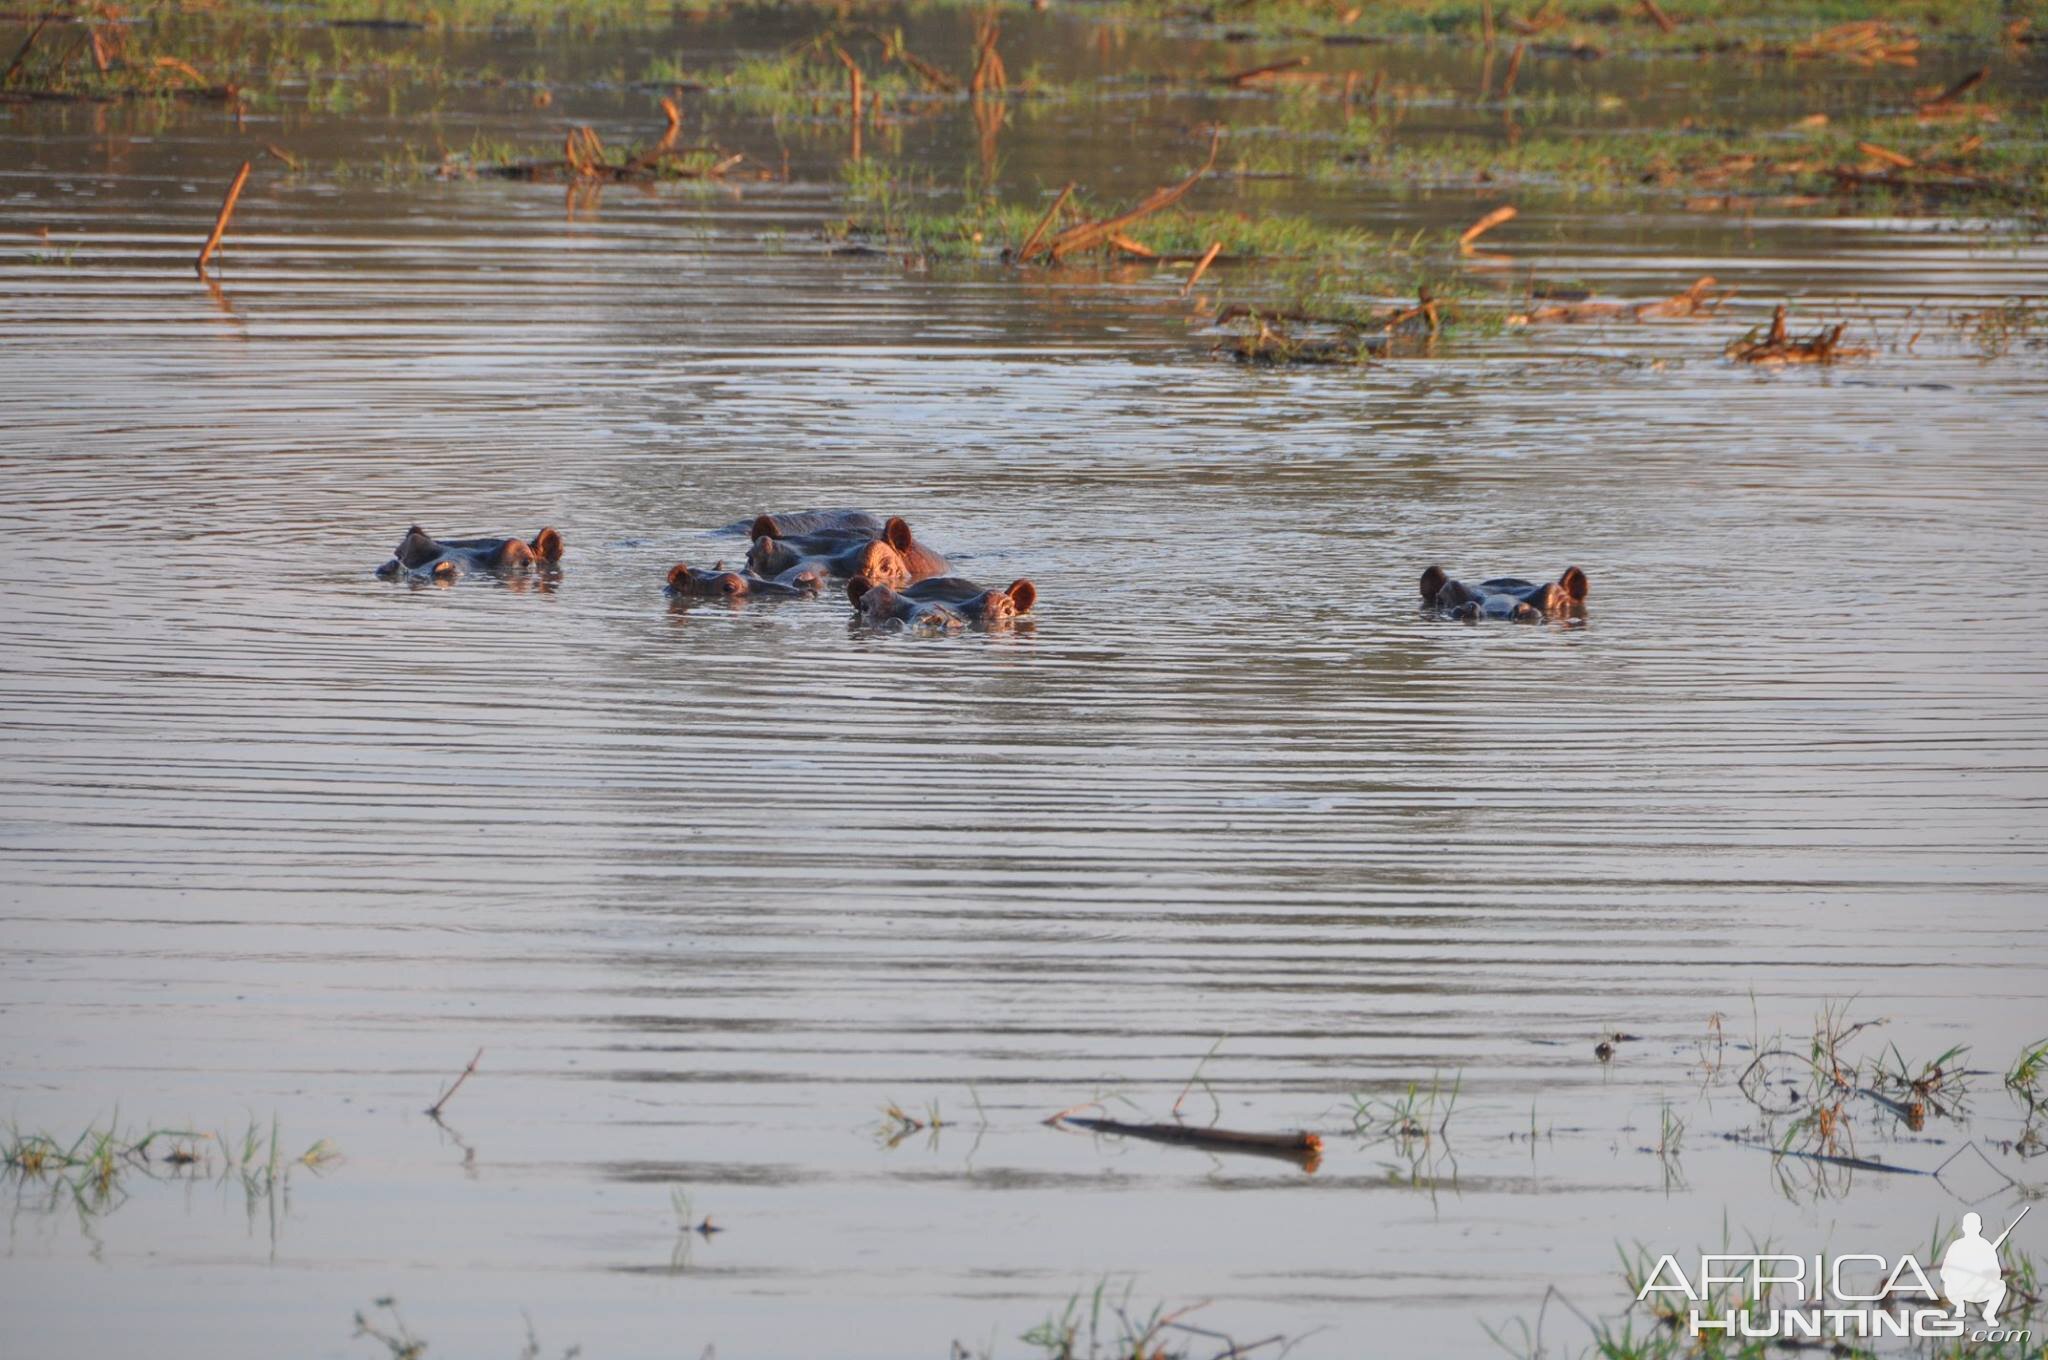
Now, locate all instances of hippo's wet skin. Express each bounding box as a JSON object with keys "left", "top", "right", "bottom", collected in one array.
[
  {"left": 715, "top": 509, "right": 883, "bottom": 539},
  {"left": 848, "top": 574, "right": 1036, "bottom": 631},
  {"left": 665, "top": 562, "right": 824, "bottom": 602},
  {"left": 1421, "top": 565, "right": 1588, "bottom": 623},
  {"left": 375, "top": 526, "right": 563, "bottom": 582}
]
